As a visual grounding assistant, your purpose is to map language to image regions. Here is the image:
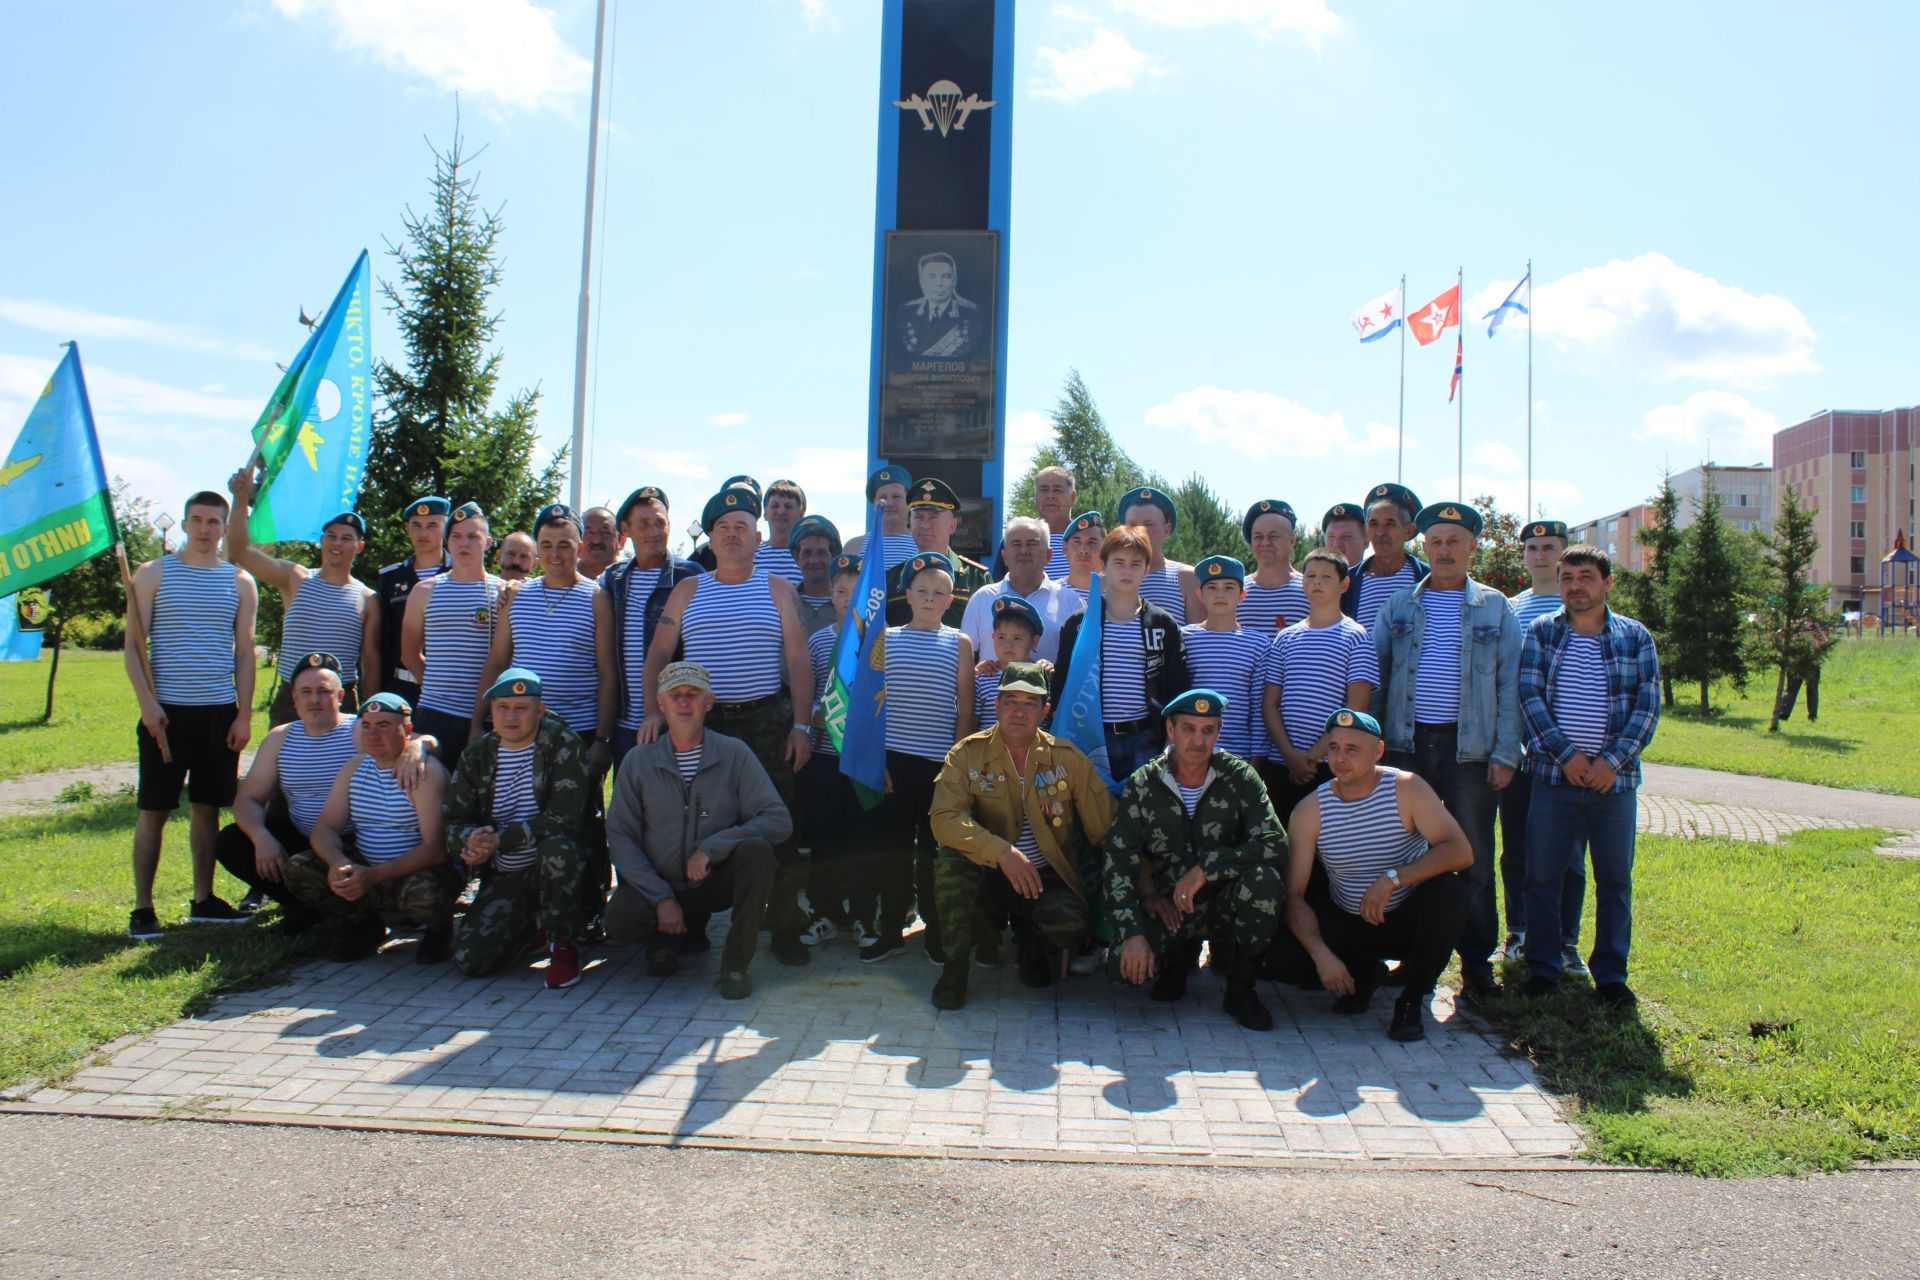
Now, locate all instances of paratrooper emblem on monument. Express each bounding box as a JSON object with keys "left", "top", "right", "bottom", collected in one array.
[{"left": 894, "top": 80, "right": 995, "bottom": 138}]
